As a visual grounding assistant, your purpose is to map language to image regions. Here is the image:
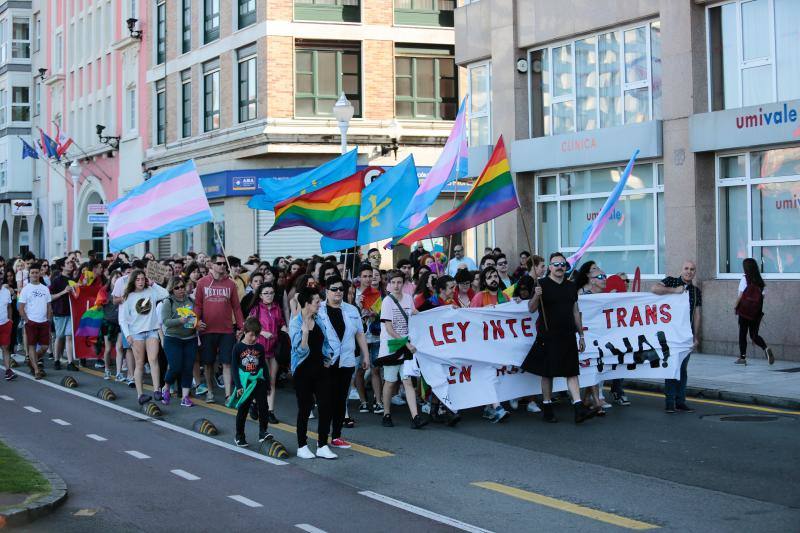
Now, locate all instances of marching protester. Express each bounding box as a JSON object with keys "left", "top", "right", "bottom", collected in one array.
[
  {"left": 160, "top": 276, "right": 199, "bottom": 407},
  {"left": 523, "top": 253, "right": 599, "bottom": 424},
  {"left": 652, "top": 260, "right": 701, "bottom": 414},
  {"left": 0, "top": 279, "right": 13, "bottom": 381},
  {"left": 356, "top": 265, "right": 384, "bottom": 413},
  {"left": 446, "top": 245, "right": 477, "bottom": 276},
  {"left": 49, "top": 258, "right": 77, "bottom": 371},
  {"left": 734, "top": 258, "right": 774, "bottom": 366},
  {"left": 495, "top": 254, "right": 513, "bottom": 289},
  {"left": 118, "top": 269, "right": 170, "bottom": 404},
  {"left": 512, "top": 251, "right": 531, "bottom": 282},
  {"left": 231, "top": 317, "right": 272, "bottom": 447},
  {"left": 453, "top": 269, "right": 474, "bottom": 308},
  {"left": 195, "top": 254, "right": 245, "bottom": 404},
  {"left": 317, "top": 275, "right": 371, "bottom": 448},
  {"left": 572, "top": 261, "right": 610, "bottom": 415},
  {"left": 19, "top": 263, "right": 52, "bottom": 380},
  {"left": 249, "top": 282, "right": 287, "bottom": 423}
]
